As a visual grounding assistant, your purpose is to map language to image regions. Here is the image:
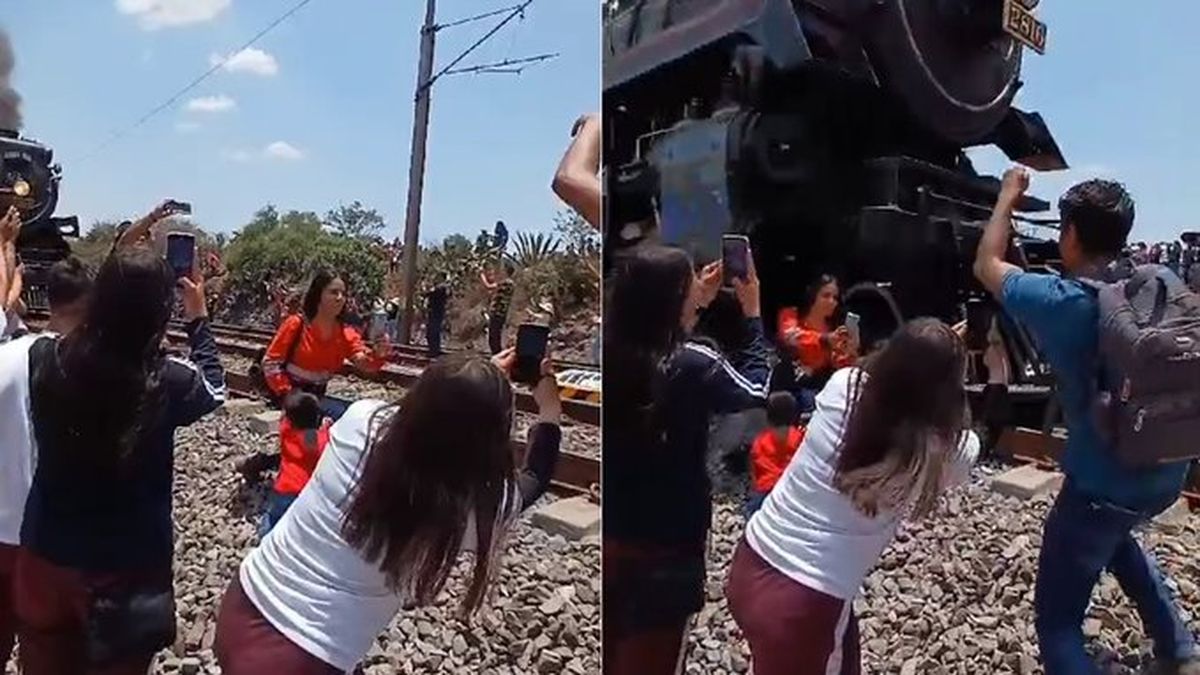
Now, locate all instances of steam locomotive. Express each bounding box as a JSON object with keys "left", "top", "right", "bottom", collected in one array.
[
  {"left": 0, "top": 128, "right": 79, "bottom": 309},
  {"left": 603, "top": 0, "right": 1070, "bottom": 424}
]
